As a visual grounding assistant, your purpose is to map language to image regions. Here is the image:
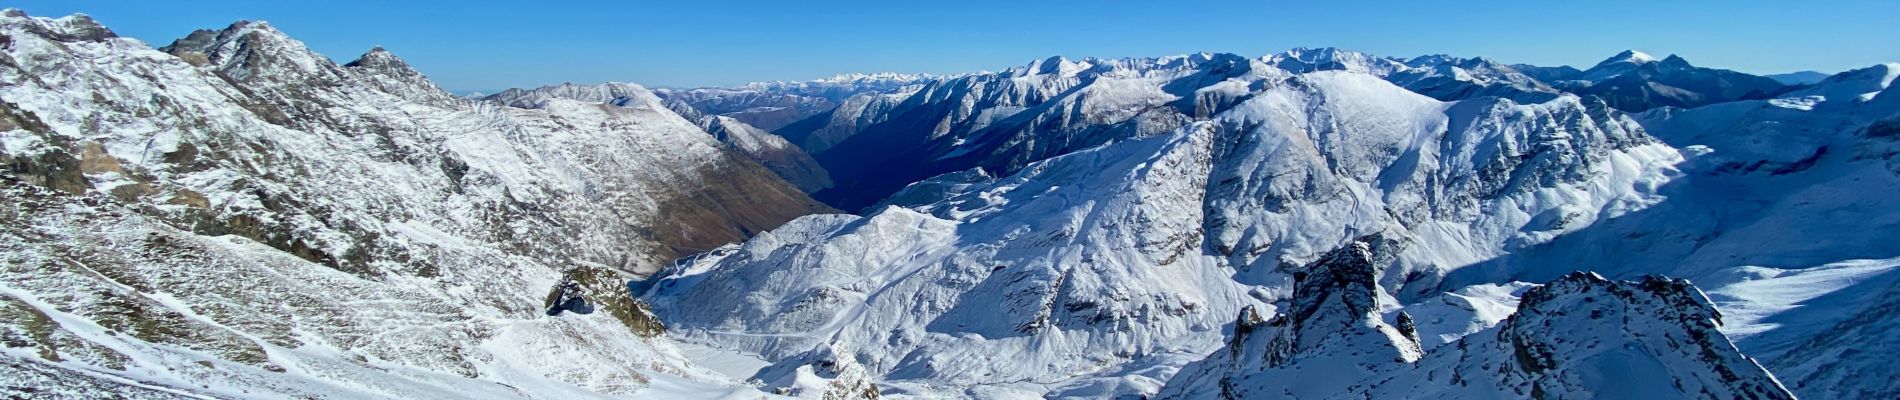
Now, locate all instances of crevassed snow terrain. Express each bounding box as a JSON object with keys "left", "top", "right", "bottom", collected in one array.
[{"left": 0, "top": 10, "right": 834, "bottom": 399}]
